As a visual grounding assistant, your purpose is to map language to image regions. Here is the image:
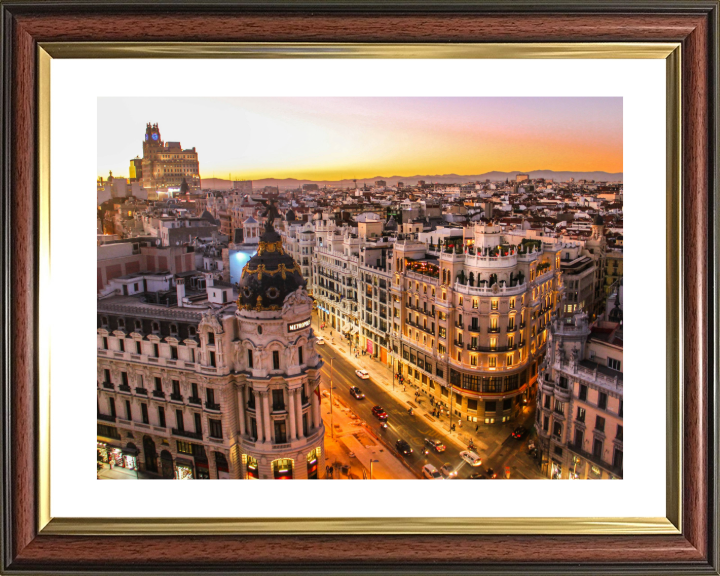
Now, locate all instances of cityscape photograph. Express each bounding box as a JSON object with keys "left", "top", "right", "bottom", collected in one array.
[{"left": 96, "top": 97, "right": 623, "bottom": 481}]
